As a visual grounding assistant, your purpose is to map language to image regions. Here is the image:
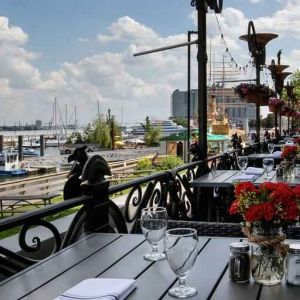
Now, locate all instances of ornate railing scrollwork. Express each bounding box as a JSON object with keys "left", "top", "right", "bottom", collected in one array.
[
  {"left": 19, "top": 219, "right": 62, "bottom": 254},
  {"left": 0, "top": 148, "right": 255, "bottom": 280}
]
